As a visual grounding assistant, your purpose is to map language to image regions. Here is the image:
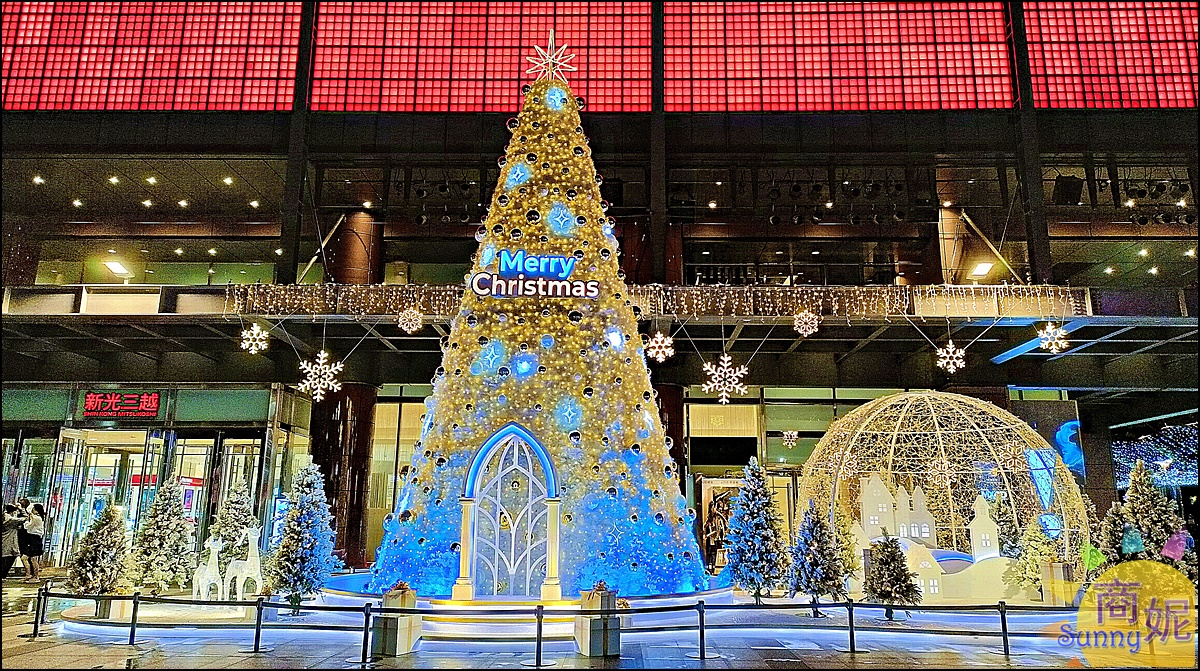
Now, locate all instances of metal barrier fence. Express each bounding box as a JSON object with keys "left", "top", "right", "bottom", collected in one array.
[{"left": 22, "top": 582, "right": 1090, "bottom": 668}]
